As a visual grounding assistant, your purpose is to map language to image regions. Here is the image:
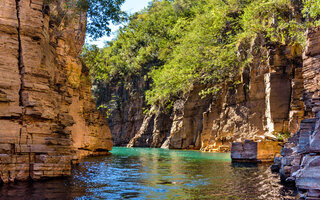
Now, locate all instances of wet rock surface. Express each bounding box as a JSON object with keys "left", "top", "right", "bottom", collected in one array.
[{"left": 0, "top": 0, "right": 112, "bottom": 183}]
